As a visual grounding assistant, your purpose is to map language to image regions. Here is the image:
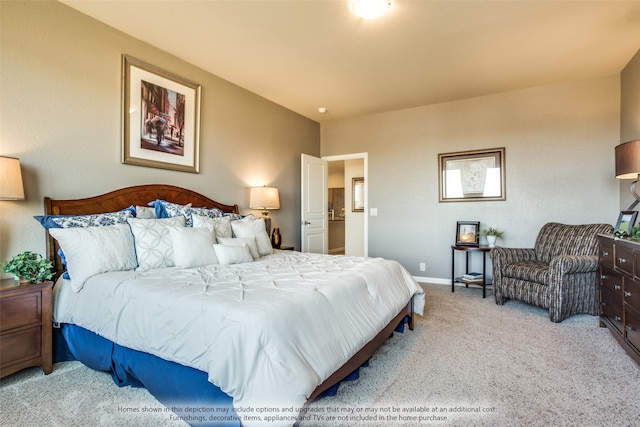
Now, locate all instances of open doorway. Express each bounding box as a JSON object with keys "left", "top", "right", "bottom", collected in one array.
[{"left": 324, "top": 154, "right": 367, "bottom": 257}]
